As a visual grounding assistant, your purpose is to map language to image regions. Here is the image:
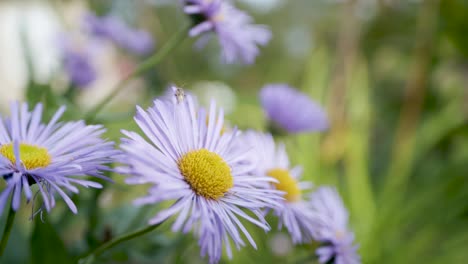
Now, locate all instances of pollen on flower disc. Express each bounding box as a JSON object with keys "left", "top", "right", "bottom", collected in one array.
[
  {"left": 267, "top": 168, "right": 301, "bottom": 202},
  {"left": 0, "top": 143, "right": 52, "bottom": 170},
  {"left": 178, "top": 149, "right": 233, "bottom": 200}
]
